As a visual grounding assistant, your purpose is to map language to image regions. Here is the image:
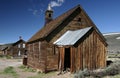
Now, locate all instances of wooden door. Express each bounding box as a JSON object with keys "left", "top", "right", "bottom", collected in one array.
[
  {"left": 58, "top": 47, "right": 72, "bottom": 72},
  {"left": 64, "top": 48, "right": 71, "bottom": 70}
]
